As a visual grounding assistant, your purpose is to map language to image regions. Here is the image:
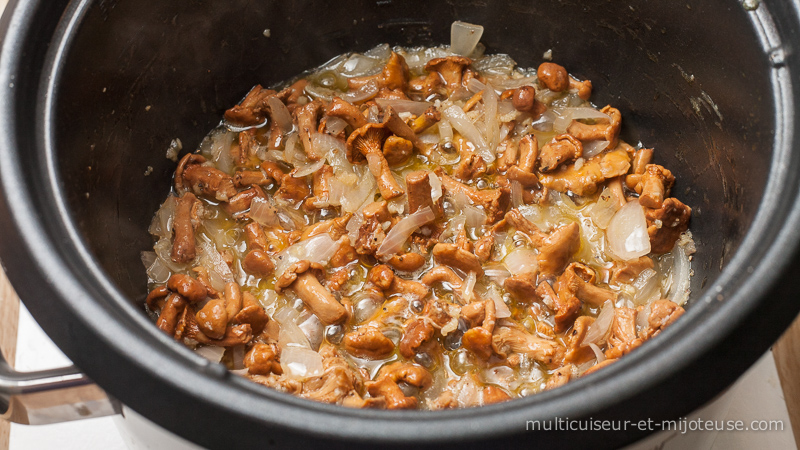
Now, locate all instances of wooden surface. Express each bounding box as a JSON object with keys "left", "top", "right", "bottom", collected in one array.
[
  {"left": 773, "top": 314, "right": 800, "bottom": 446},
  {"left": 0, "top": 269, "right": 19, "bottom": 450}
]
